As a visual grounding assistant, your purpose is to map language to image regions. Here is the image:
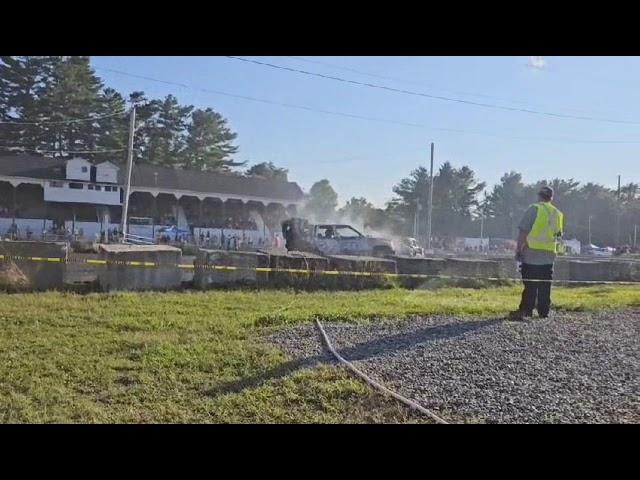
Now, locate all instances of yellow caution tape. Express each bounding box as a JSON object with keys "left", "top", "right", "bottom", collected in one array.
[
  {"left": 0, "top": 253, "right": 639, "bottom": 285},
  {"left": 125, "top": 261, "right": 158, "bottom": 267},
  {"left": 280, "top": 268, "right": 310, "bottom": 274},
  {"left": 85, "top": 259, "right": 108, "bottom": 265}
]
